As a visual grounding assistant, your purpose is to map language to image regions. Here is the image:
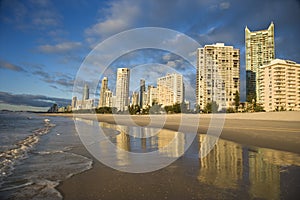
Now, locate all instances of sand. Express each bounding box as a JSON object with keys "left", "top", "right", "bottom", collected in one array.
[
  {"left": 45, "top": 111, "right": 300, "bottom": 154},
  {"left": 44, "top": 111, "right": 300, "bottom": 200}
]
